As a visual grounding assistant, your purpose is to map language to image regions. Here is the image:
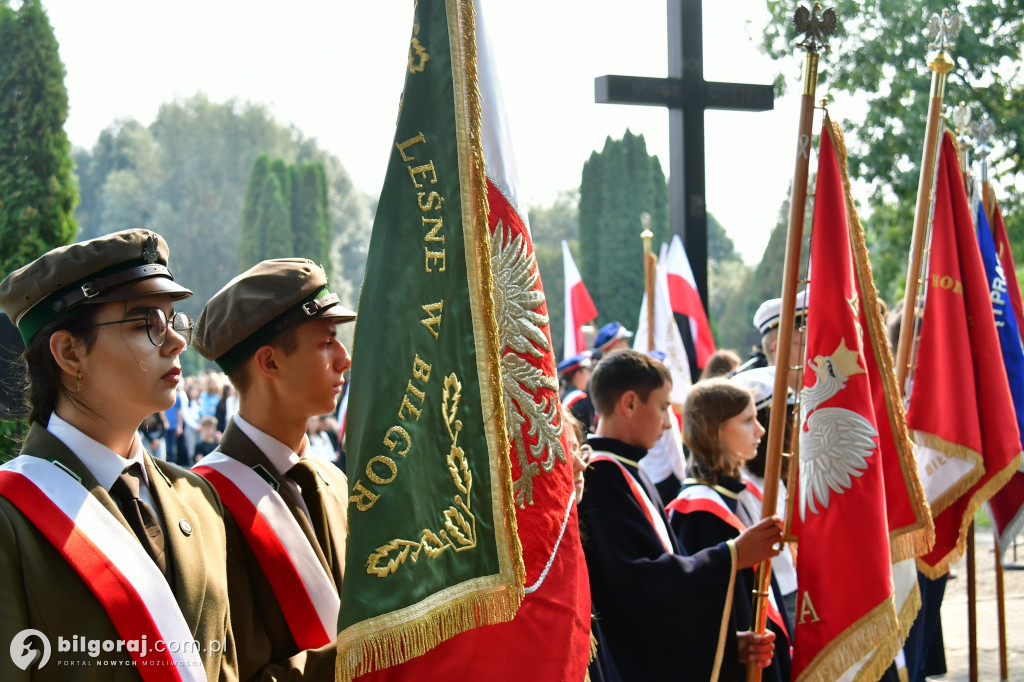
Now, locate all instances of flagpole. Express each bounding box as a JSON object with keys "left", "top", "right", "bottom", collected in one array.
[
  {"left": 747, "top": 5, "right": 835, "bottom": 680},
  {"left": 972, "top": 113, "right": 1009, "bottom": 681},
  {"left": 641, "top": 212, "right": 655, "bottom": 353},
  {"left": 894, "top": 9, "right": 959, "bottom": 395},
  {"left": 952, "top": 100, "right": 982, "bottom": 682}
]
